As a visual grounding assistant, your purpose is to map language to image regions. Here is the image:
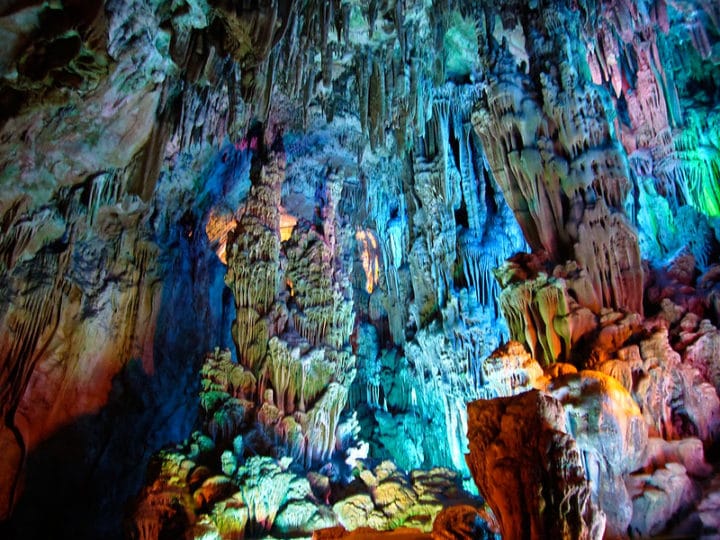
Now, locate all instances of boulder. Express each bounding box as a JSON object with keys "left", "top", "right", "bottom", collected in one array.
[{"left": 466, "top": 390, "right": 605, "bottom": 539}]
